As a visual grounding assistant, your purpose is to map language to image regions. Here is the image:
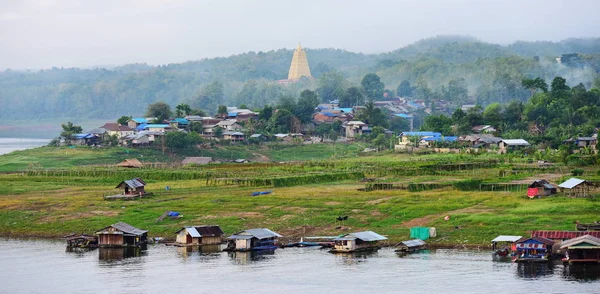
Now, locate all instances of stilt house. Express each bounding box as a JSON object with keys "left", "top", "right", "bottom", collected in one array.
[
  {"left": 561, "top": 235, "right": 600, "bottom": 263},
  {"left": 95, "top": 222, "right": 148, "bottom": 247},
  {"left": 226, "top": 228, "right": 282, "bottom": 251},
  {"left": 331, "top": 231, "right": 387, "bottom": 253},
  {"left": 175, "top": 225, "right": 224, "bottom": 245}
]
